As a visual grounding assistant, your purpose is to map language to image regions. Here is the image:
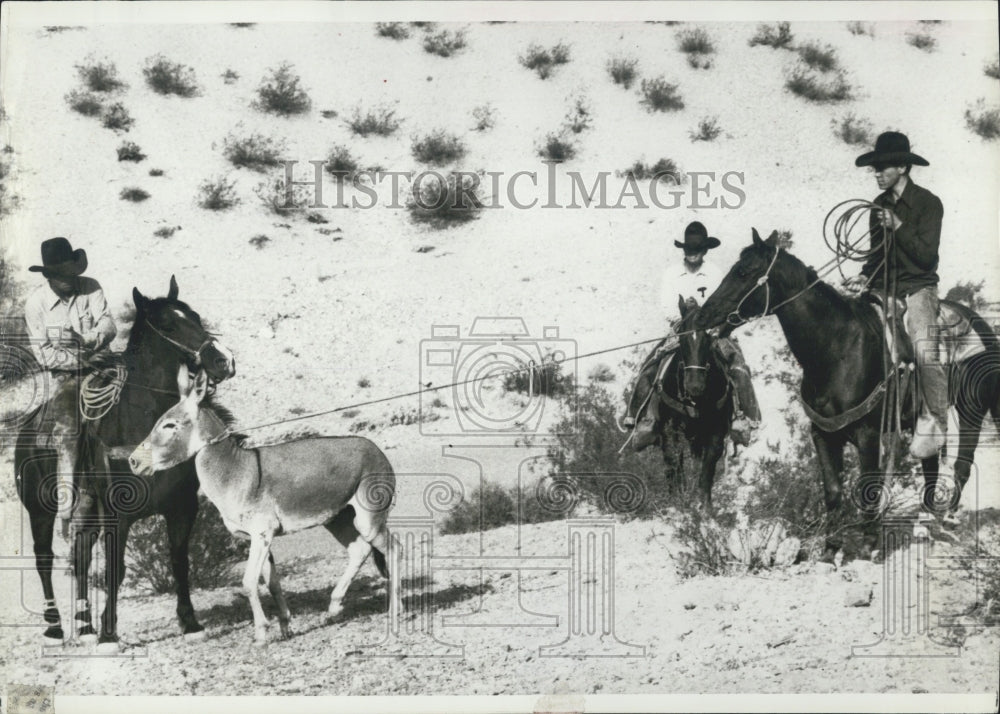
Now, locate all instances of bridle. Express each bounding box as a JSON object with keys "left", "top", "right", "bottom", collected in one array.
[
  {"left": 727, "top": 246, "right": 782, "bottom": 326},
  {"left": 144, "top": 318, "right": 218, "bottom": 367}
]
